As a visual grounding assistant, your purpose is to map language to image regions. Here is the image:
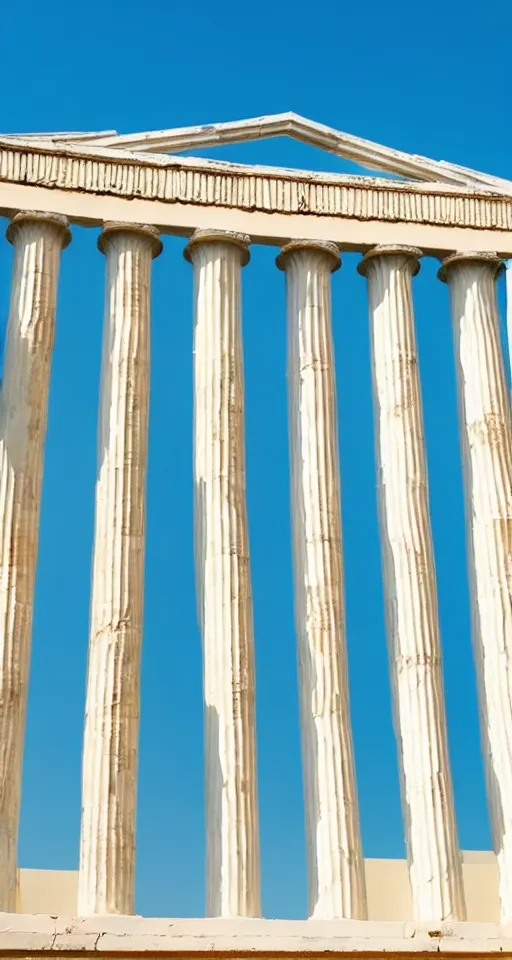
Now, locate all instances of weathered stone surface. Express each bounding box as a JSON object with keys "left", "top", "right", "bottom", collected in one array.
[
  {"left": 0, "top": 136, "right": 511, "bottom": 233},
  {"left": 78, "top": 222, "right": 162, "bottom": 916},
  {"left": 2, "top": 913, "right": 512, "bottom": 956},
  {"left": 0, "top": 212, "right": 70, "bottom": 912},
  {"left": 440, "top": 253, "right": 512, "bottom": 924},
  {"left": 359, "top": 246, "right": 465, "bottom": 922},
  {"left": 185, "top": 229, "right": 260, "bottom": 918},
  {"left": 277, "top": 240, "right": 367, "bottom": 920}
]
